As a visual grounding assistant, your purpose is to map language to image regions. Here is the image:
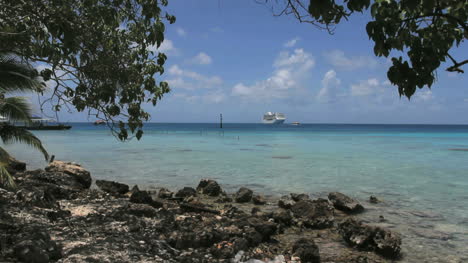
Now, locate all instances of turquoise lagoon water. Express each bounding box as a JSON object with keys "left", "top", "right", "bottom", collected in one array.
[{"left": 5, "top": 123, "right": 468, "bottom": 262}]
